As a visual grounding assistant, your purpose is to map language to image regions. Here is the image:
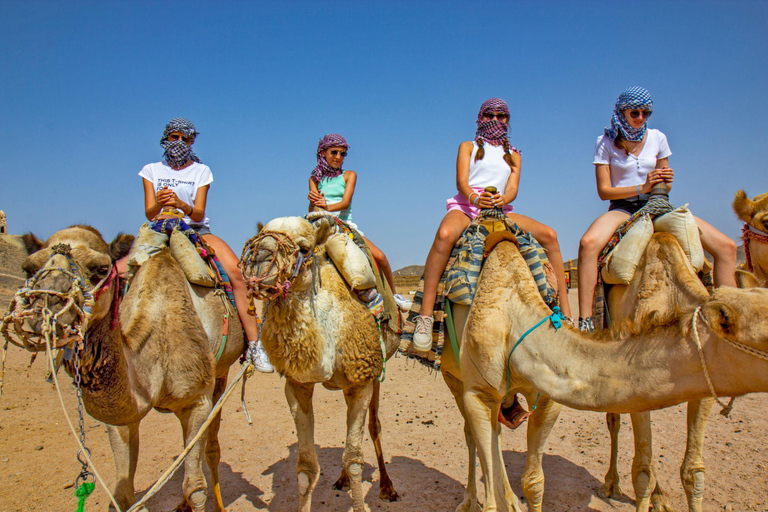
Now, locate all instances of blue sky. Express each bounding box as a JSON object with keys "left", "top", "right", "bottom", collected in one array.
[{"left": 1, "top": 1, "right": 766, "bottom": 270}]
